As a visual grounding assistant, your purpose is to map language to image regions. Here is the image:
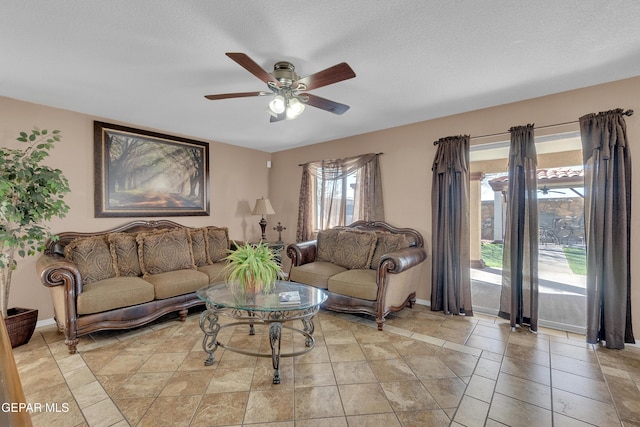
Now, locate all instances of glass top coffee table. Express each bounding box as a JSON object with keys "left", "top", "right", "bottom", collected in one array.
[{"left": 197, "top": 280, "right": 328, "bottom": 384}]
